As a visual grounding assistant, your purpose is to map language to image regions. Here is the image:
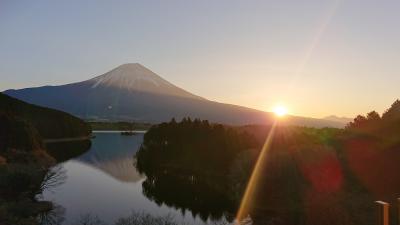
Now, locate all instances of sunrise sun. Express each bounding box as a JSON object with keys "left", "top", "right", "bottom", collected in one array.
[{"left": 273, "top": 105, "right": 288, "bottom": 117}]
